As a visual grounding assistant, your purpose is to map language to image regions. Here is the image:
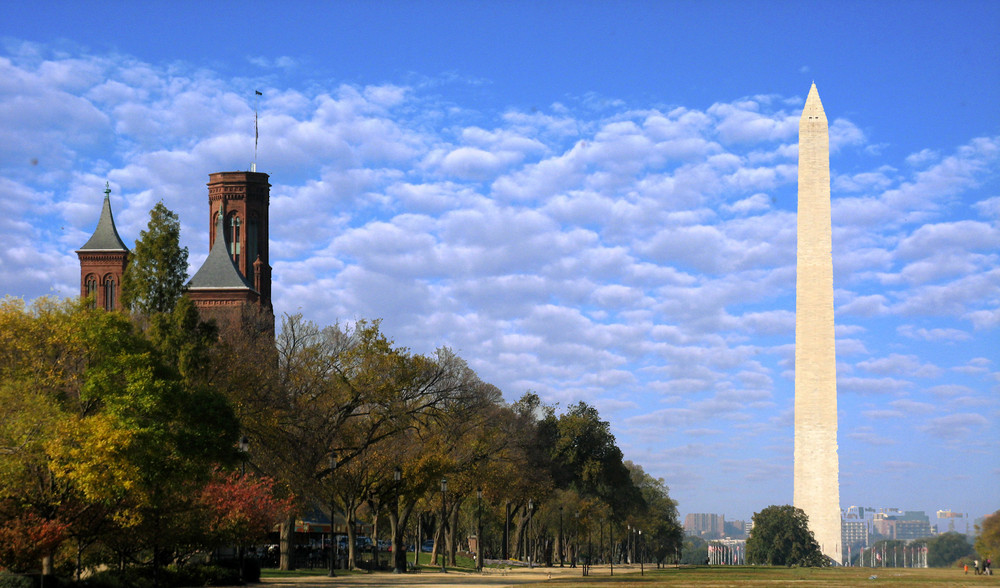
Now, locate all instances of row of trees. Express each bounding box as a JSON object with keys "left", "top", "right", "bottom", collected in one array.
[
  {"left": 224, "top": 311, "right": 683, "bottom": 572},
  {"left": 0, "top": 202, "right": 681, "bottom": 579}
]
